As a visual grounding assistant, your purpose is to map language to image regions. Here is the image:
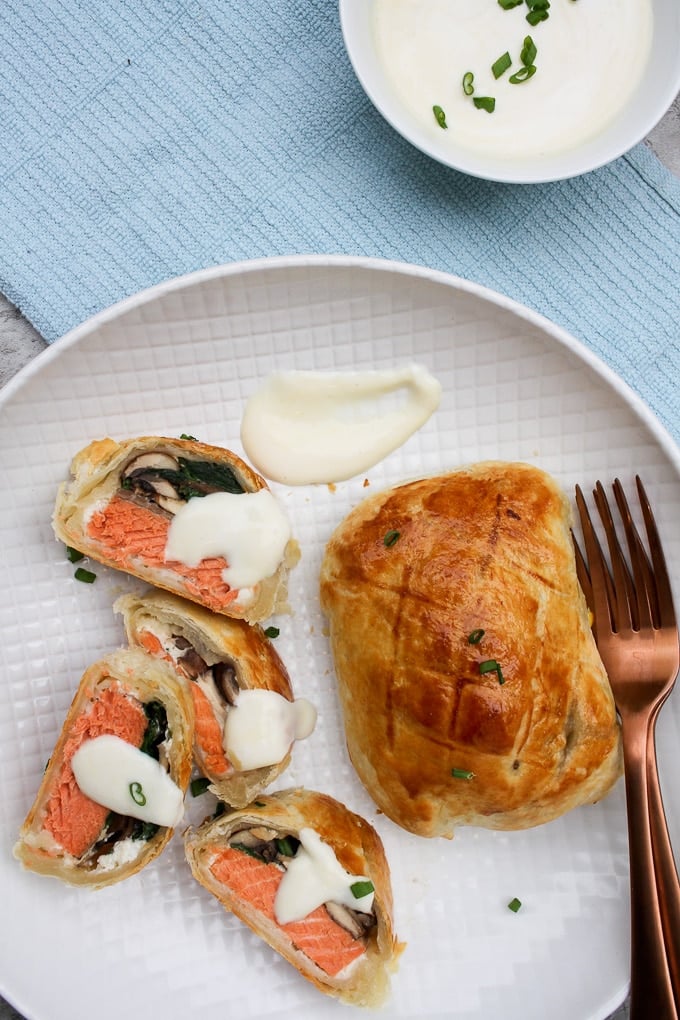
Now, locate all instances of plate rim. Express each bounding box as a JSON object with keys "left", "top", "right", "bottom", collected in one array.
[{"left": 3, "top": 253, "right": 679, "bottom": 478}]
